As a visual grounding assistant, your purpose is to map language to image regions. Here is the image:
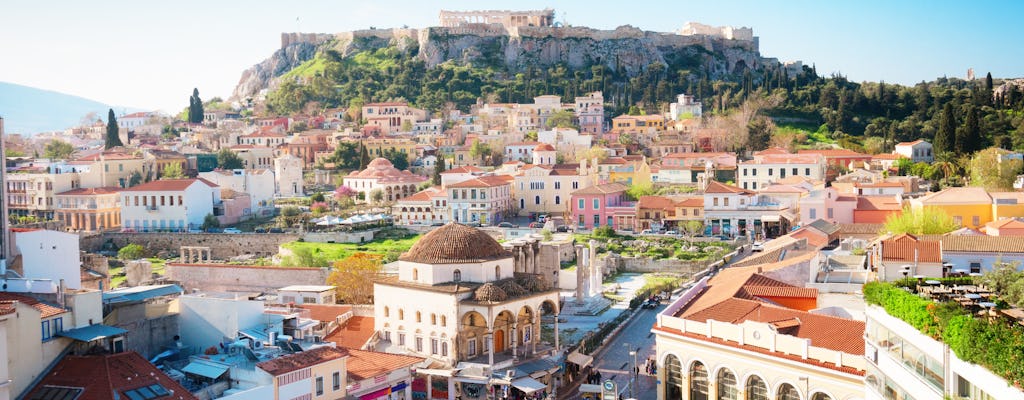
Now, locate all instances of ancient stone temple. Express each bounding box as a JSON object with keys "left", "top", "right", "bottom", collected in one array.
[{"left": 438, "top": 9, "right": 555, "bottom": 30}]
